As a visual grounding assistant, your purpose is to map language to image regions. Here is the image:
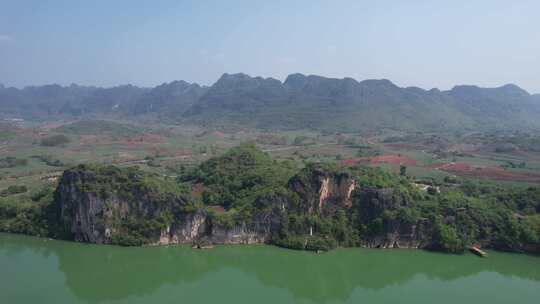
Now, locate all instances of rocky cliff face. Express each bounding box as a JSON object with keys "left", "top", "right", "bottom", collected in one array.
[
  {"left": 56, "top": 168, "right": 179, "bottom": 244},
  {"left": 55, "top": 166, "right": 286, "bottom": 246},
  {"left": 353, "top": 188, "right": 433, "bottom": 249},
  {"left": 54, "top": 164, "right": 439, "bottom": 248},
  {"left": 288, "top": 166, "right": 356, "bottom": 215},
  {"left": 153, "top": 213, "right": 277, "bottom": 246}
]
